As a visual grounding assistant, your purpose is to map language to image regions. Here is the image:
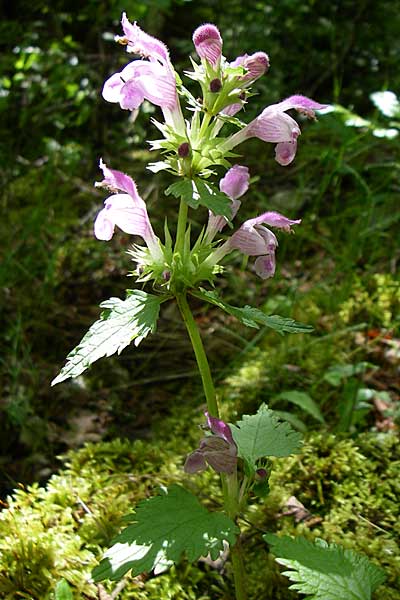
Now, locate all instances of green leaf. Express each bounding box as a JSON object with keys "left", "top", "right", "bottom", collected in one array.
[
  {"left": 52, "top": 291, "right": 163, "bottom": 385},
  {"left": 272, "top": 410, "right": 308, "bottom": 433},
  {"left": 273, "top": 391, "right": 325, "bottom": 423},
  {"left": 230, "top": 404, "right": 302, "bottom": 468},
  {"left": 54, "top": 579, "right": 73, "bottom": 600},
  {"left": 92, "top": 484, "right": 238, "bottom": 582},
  {"left": 323, "top": 362, "right": 376, "bottom": 387},
  {"left": 165, "top": 179, "right": 198, "bottom": 209},
  {"left": 193, "top": 179, "right": 232, "bottom": 218},
  {"left": 265, "top": 534, "right": 386, "bottom": 600},
  {"left": 194, "top": 289, "right": 313, "bottom": 335}
]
